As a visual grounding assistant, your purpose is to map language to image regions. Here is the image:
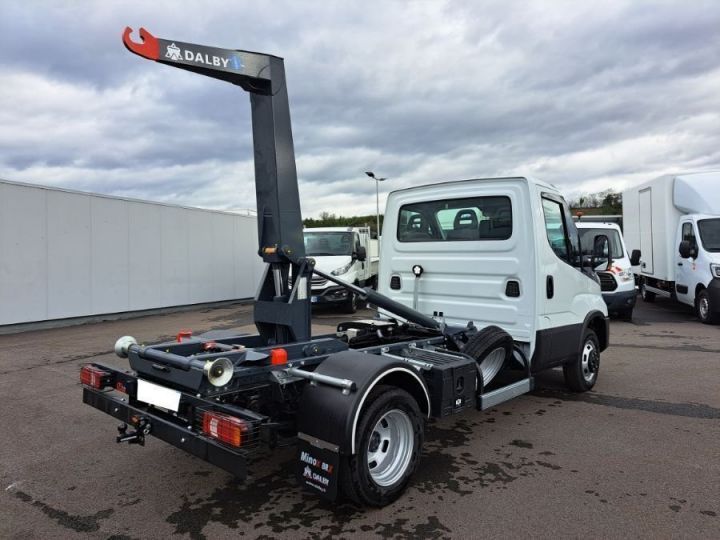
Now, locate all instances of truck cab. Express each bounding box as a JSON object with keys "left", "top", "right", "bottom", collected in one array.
[
  {"left": 575, "top": 221, "right": 637, "bottom": 319},
  {"left": 379, "top": 176, "right": 609, "bottom": 373},
  {"left": 303, "top": 227, "right": 379, "bottom": 312},
  {"left": 673, "top": 214, "right": 720, "bottom": 322}
]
